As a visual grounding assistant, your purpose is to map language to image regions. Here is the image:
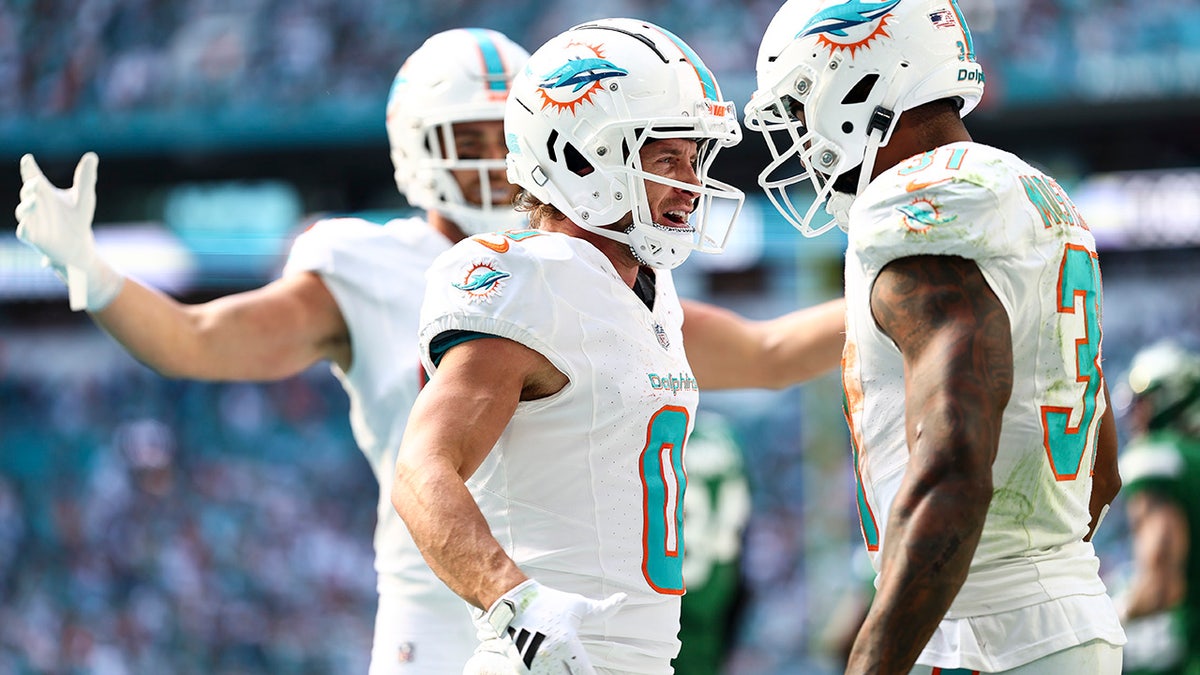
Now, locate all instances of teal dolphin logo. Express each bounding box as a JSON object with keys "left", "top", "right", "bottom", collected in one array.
[
  {"left": 799, "top": 0, "right": 903, "bottom": 38},
  {"left": 452, "top": 260, "right": 511, "bottom": 303},
  {"left": 896, "top": 200, "right": 958, "bottom": 229},
  {"left": 453, "top": 268, "right": 510, "bottom": 292},
  {"left": 539, "top": 58, "right": 628, "bottom": 92}
]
